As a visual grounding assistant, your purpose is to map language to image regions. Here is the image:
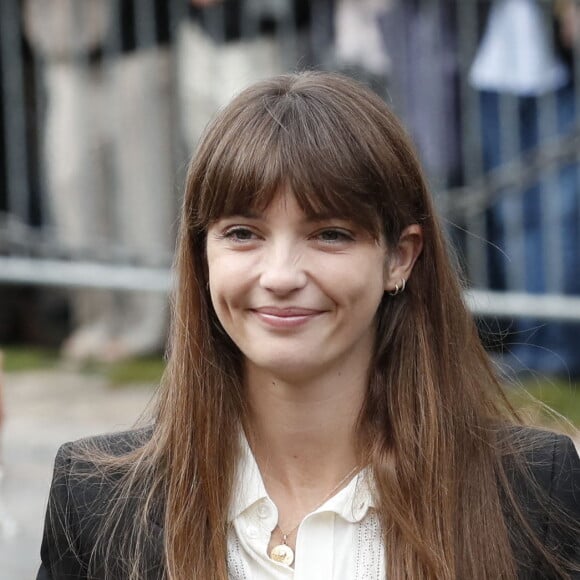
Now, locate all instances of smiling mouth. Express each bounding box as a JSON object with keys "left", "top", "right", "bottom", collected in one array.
[{"left": 251, "top": 307, "right": 323, "bottom": 329}]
